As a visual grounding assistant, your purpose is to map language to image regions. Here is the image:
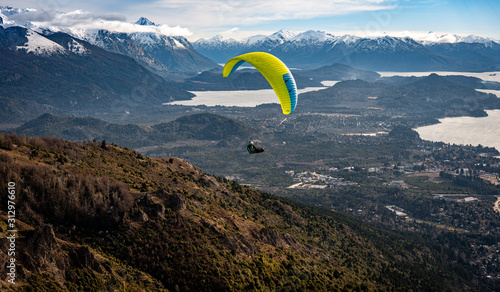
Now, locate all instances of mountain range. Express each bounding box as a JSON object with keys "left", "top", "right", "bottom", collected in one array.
[
  {"left": 194, "top": 29, "right": 500, "bottom": 71},
  {"left": 3, "top": 6, "right": 500, "bottom": 73},
  {"left": 0, "top": 7, "right": 218, "bottom": 76}
]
